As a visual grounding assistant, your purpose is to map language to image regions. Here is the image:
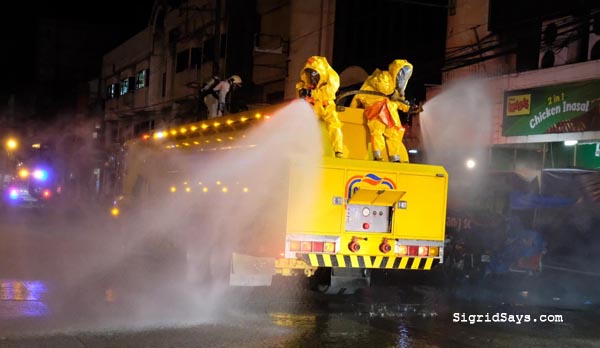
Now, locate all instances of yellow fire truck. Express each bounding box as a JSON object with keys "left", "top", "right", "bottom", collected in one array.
[{"left": 113, "top": 100, "right": 448, "bottom": 294}]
